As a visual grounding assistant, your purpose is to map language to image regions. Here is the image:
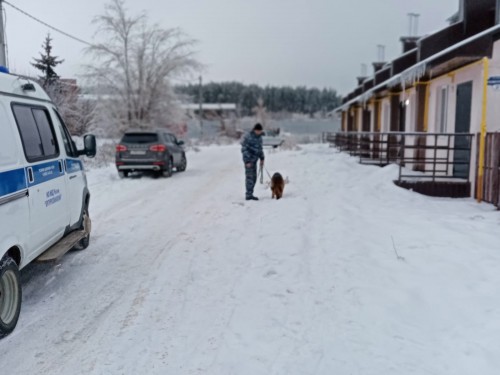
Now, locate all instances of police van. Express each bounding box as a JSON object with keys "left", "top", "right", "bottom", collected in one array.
[{"left": 0, "top": 71, "right": 96, "bottom": 337}]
